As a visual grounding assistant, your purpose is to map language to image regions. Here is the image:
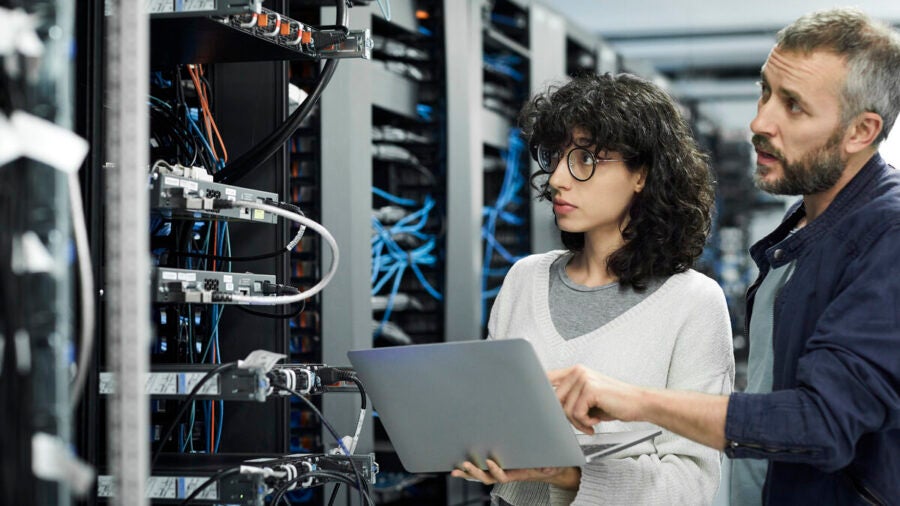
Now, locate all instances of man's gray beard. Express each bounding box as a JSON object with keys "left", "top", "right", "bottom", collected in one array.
[{"left": 754, "top": 132, "right": 845, "bottom": 196}]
